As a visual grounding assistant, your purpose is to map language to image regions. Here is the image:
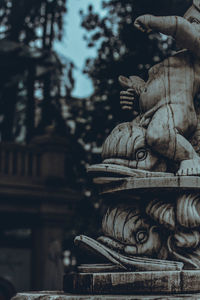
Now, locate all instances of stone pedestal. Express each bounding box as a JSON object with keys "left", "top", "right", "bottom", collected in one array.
[{"left": 68, "top": 173, "right": 200, "bottom": 296}]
